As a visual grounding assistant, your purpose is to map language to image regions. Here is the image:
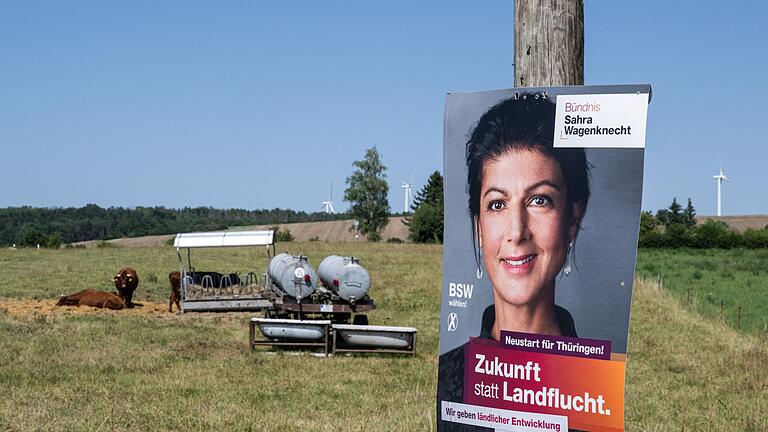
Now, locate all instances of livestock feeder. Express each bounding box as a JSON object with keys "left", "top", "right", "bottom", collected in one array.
[{"left": 174, "top": 230, "right": 275, "bottom": 312}]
